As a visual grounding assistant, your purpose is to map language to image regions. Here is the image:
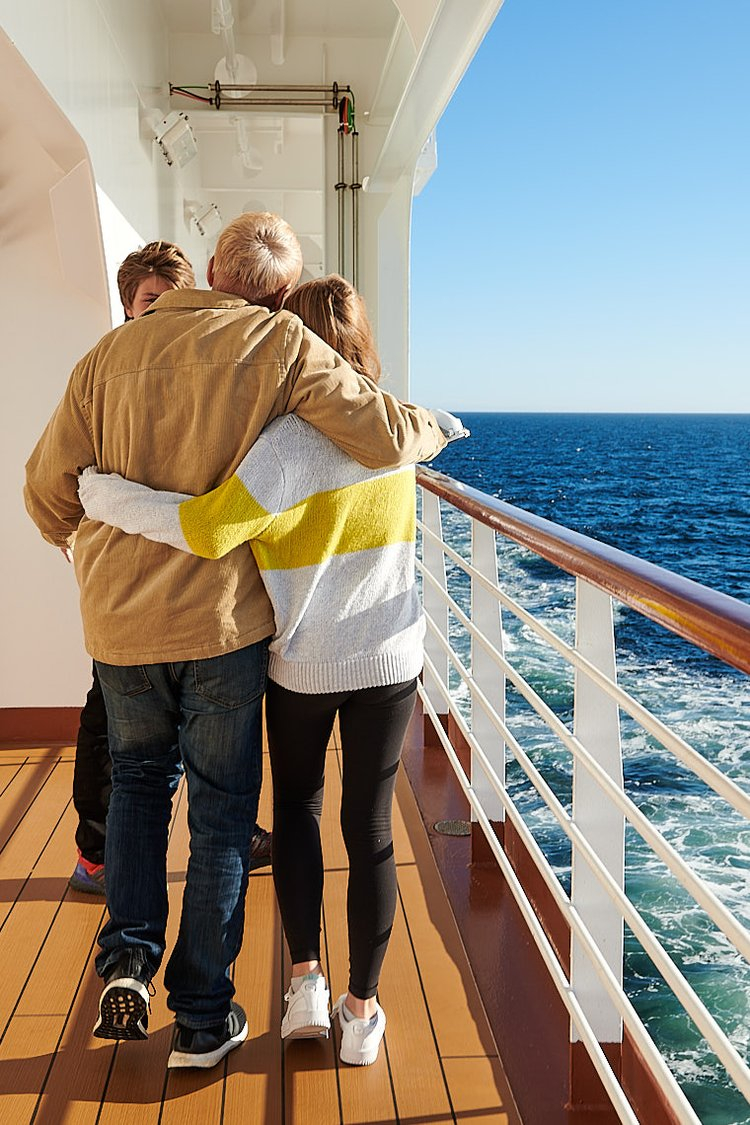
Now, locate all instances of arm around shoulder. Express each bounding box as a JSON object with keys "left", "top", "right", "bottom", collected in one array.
[{"left": 281, "top": 323, "right": 447, "bottom": 469}]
